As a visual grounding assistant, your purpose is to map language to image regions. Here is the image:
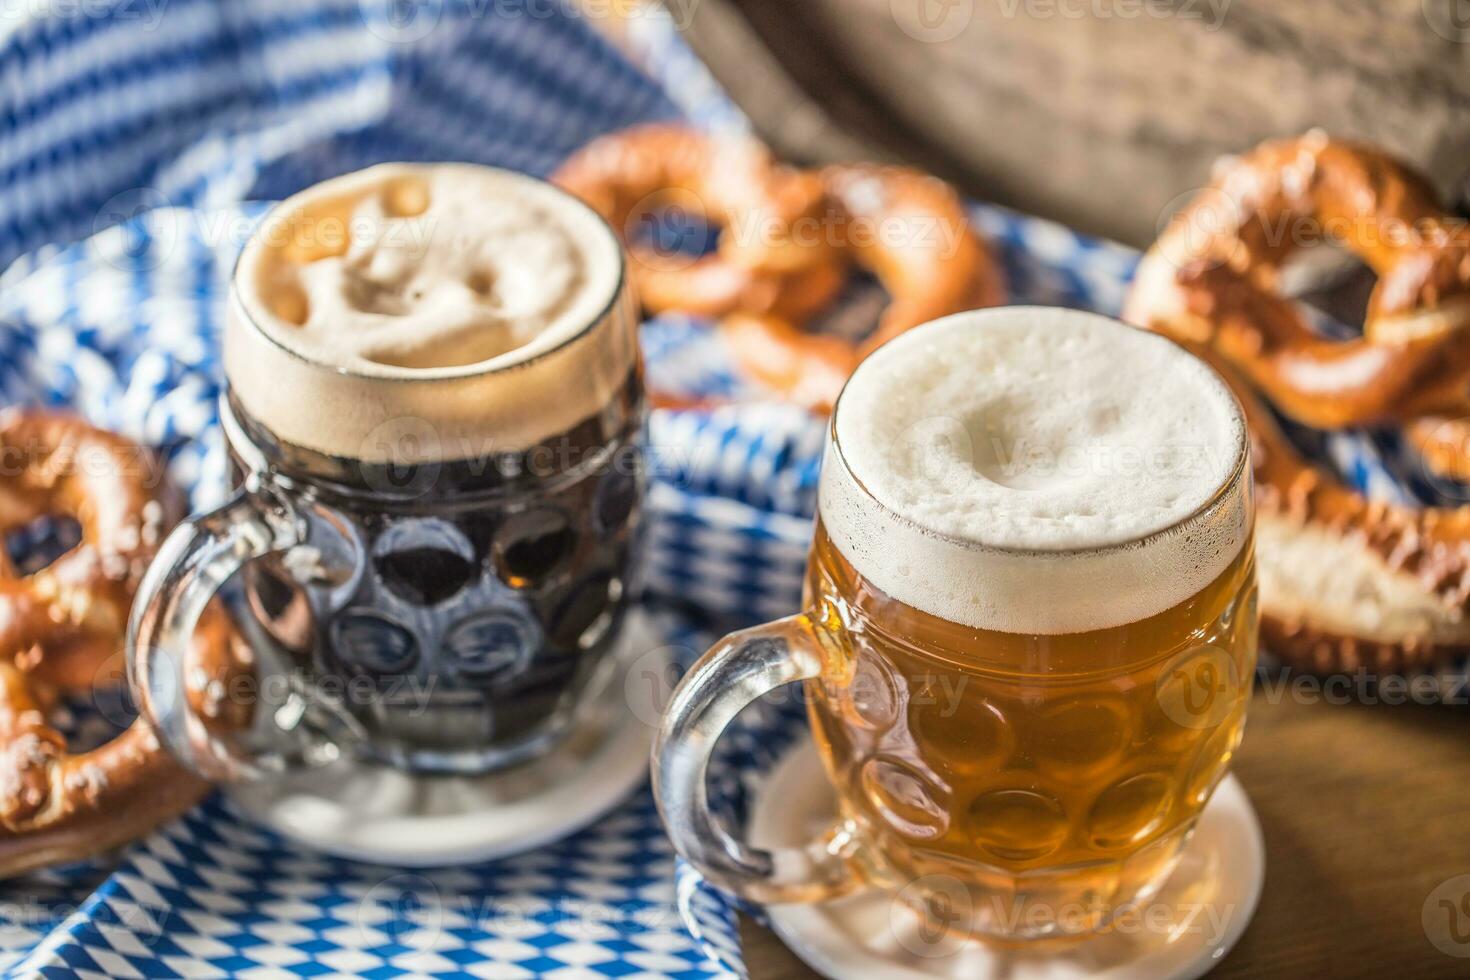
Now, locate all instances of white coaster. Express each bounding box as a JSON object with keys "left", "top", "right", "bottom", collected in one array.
[
  {"left": 227, "top": 611, "right": 664, "bottom": 866},
  {"left": 749, "top": 741, "right": 1264, "bottom": 980}
]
